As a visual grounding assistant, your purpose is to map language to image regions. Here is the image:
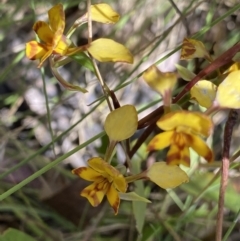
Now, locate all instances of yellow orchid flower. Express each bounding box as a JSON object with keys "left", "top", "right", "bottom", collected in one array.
[
  {"left": 142, "top": 65, "right": 177, "bottom": 107},
  {"left": 72, "top": 157, "right": 127, "bottom": 215},
  {"left": 180, "top": 38, "right": 211, "bottom": 61},
  {"left": 147, "top": 111, "right": 214, "bottom": 167},
  {"left": 26, "top": 4, "right": 133, "bottom": 68},
  {"left": 26, "top": 4, "right": 85, "bottom": 68}
]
